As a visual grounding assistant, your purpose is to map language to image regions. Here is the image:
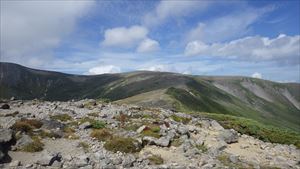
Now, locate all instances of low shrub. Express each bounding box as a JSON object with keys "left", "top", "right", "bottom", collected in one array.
[
  {"left": 90, "top": 129, "right": 113, "bottom": 141},
  {"left": 50, "top": 114, "right": 72, "bottom": 122},
  {"left": 11, "top": 119, "right": 43, "bottom": 133},
  {"left": 148, "top": 154, "right": 164, "bottom": 165},
  {"left": 104, "top": 136, "right": 142, "bottom": 153}
]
